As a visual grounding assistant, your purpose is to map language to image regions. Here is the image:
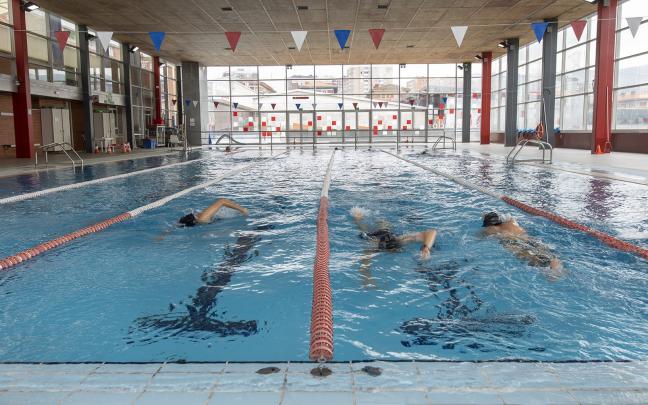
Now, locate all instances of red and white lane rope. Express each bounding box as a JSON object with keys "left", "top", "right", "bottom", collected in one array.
[
  {"left": 0, "top": 150, "right": 249, "bottom": 206},
  {"left": 309, "top": 150, "right": 336, "bottom": 362},
  {"left": 382, "top": 150, "right": 648, "bottom": 261},
  {"left": 0, "top": 152, "right": 286, "bottom": 272}
]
